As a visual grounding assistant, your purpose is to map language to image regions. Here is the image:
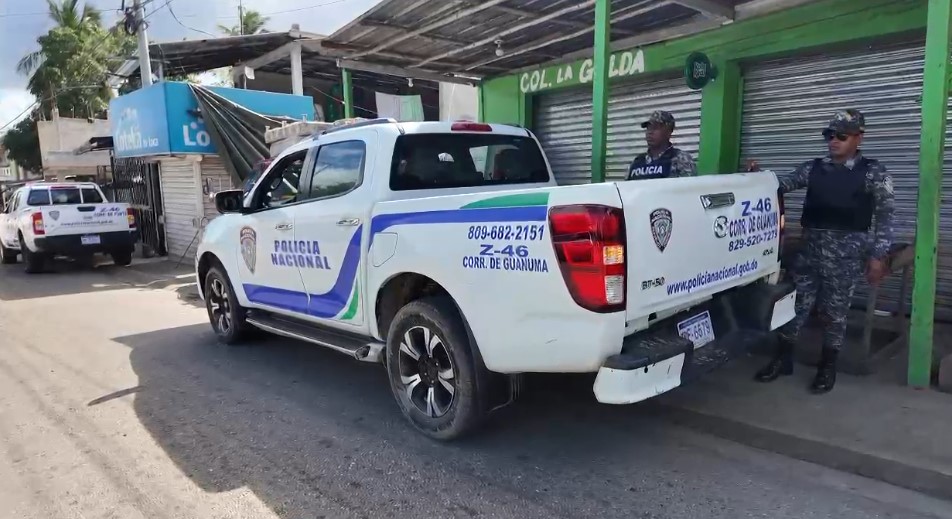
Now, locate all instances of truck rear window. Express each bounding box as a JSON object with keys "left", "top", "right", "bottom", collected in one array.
[
  {"left": 390, "top": 134, "right": 550, "bottom": 191},
  {"left": 26, "top": 187, "right": 105, "bottom": 206}
]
